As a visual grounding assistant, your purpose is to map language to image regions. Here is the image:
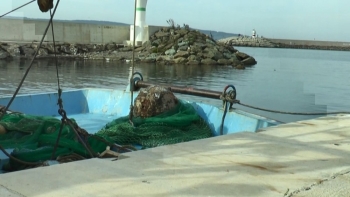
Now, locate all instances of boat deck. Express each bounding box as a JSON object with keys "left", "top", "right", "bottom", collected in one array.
[{"left": 1, "top": 114, "right": 350, "bottom": 197}]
